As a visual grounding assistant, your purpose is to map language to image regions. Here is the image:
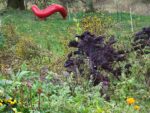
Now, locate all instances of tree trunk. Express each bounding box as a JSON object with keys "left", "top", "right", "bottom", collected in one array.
[
  {"left": 19, "top": 0, "right": 25, "bottom": 10},
  {"left": 80, "top": 0, "right": 95, "bottom": 12},
  {"left": 7, "top": 0, "right": 25, "bottom": 10},
  {"left": 87, "top": 0, "right": 95, "bottom": 12},
  {"left": 7, "top": 0, "right": 19, "bottom": 9}
]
